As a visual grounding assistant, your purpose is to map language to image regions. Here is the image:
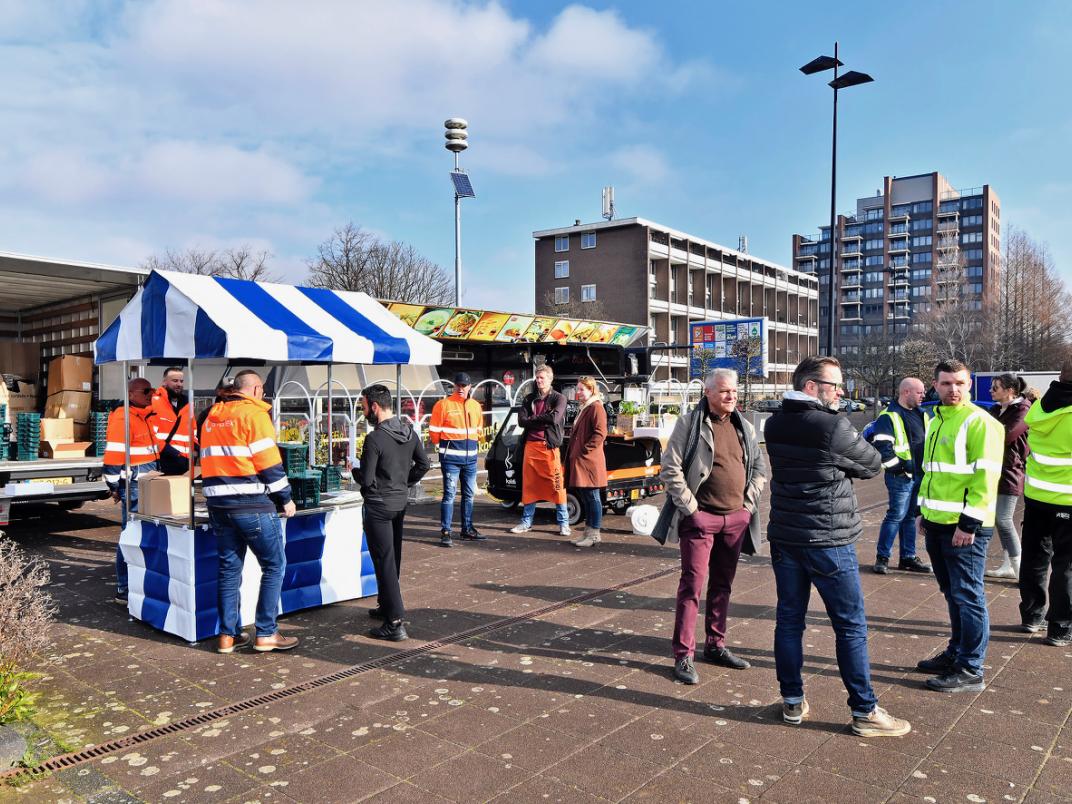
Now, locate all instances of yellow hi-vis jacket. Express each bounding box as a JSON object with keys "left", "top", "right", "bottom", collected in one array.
[
  {"left": 1024, "top": 398, "right": 1072, "bottom": 507},
  {"left": 919, "top": 403, "right": 1004, "bottom": 529}
]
